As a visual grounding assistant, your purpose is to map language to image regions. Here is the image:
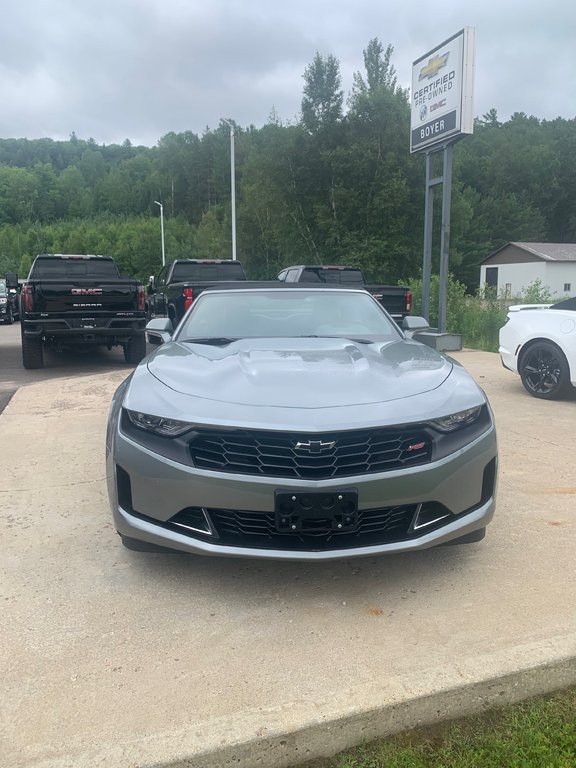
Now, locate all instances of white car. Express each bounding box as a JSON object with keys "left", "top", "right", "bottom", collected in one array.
[{"left": 499, "top": 297, "right": 576, "bottom": 399}]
